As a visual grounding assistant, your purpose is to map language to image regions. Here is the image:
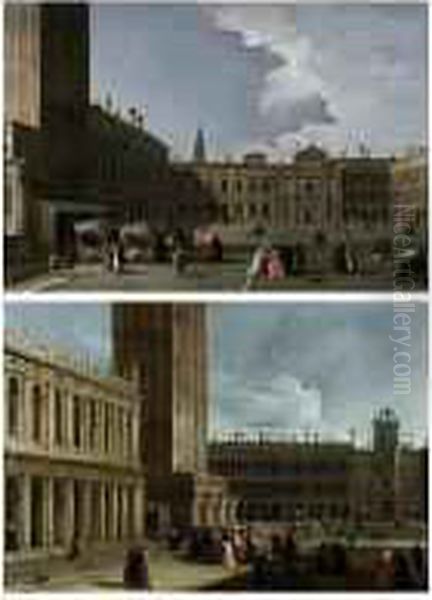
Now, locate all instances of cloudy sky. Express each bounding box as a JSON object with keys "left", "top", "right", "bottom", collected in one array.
[
  {"left": 5, "top": 302, "right": 427, "bottom": 445},
  {"left": 91, "top": 3, "right": 427, "bottom": 159},
  {"left": 208, "top": 303, "right": 427, "bottom": 445}
]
